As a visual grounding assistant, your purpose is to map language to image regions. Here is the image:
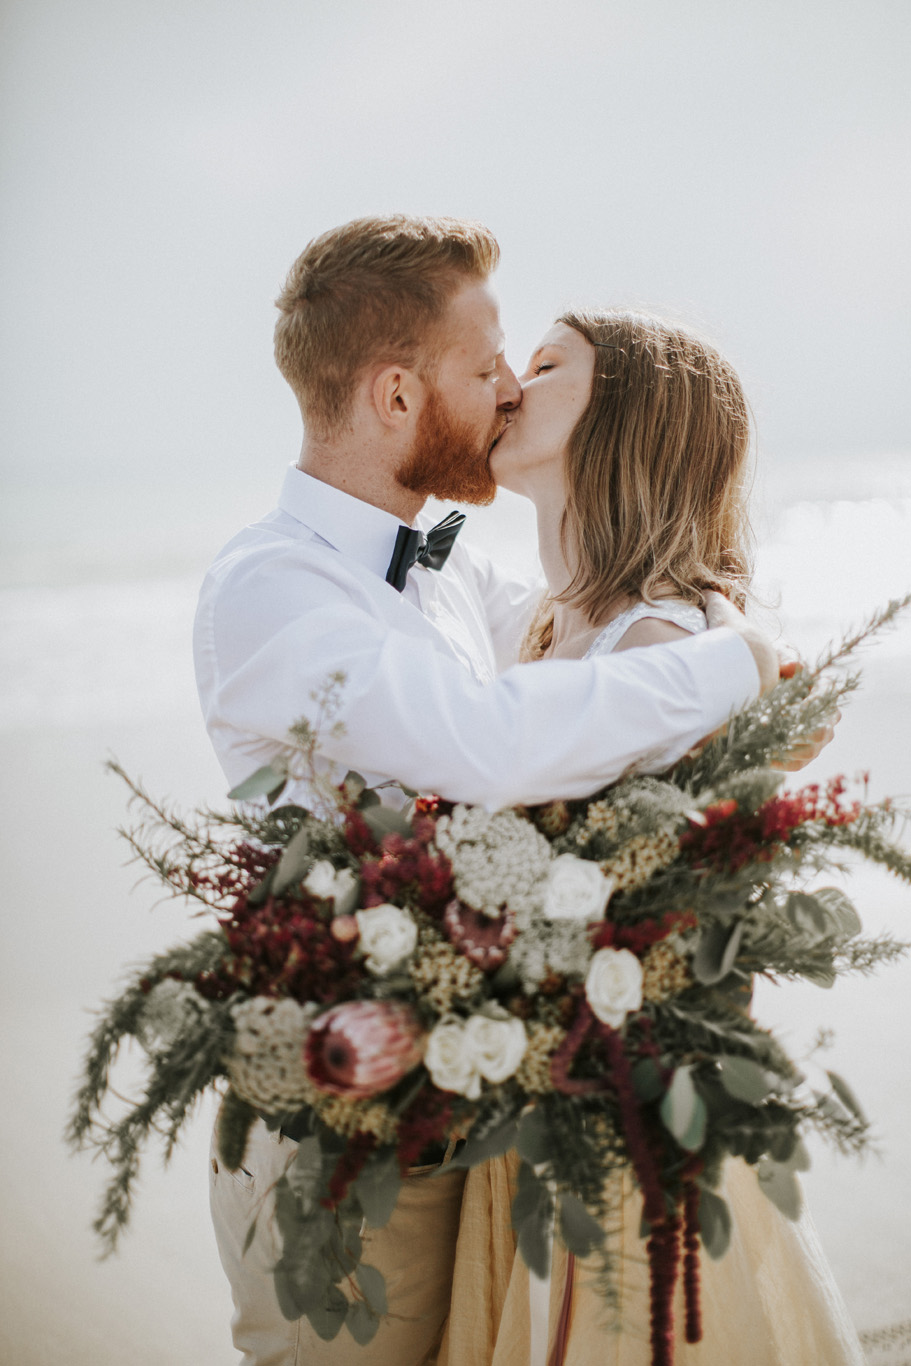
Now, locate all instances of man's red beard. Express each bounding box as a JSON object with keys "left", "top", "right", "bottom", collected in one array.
[{"left": 396, "top": 388, "right": 505, "bottom": 505}]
